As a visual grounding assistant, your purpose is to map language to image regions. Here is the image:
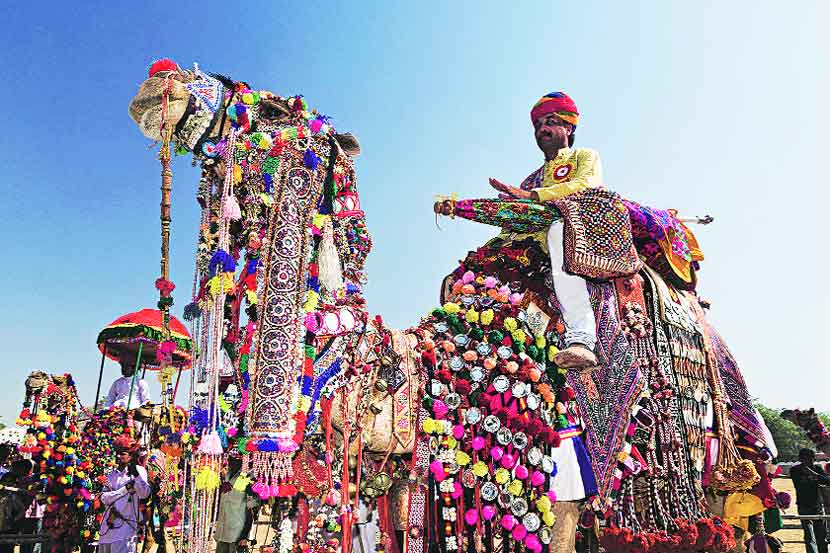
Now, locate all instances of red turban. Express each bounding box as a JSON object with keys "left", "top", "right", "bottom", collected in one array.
[
  {"left": 114, "top": 434, "right": 139, "bottom": 454},
  {"left": 530, "top": 92, "right": 579, "bottom": 127}
]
